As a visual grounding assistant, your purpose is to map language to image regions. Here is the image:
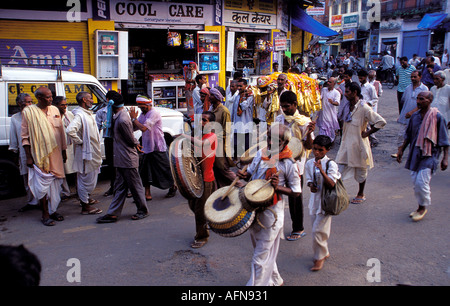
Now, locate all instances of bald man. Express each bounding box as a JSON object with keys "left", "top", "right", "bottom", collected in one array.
[
  {"left": 397, "top": 91, "right": 448, "bottom": 222},
  {"left": 317, "top": 77, "right": 341, "bottom": 142},
  {"left": 22, "top": 87, "right": 67, "bottom": 226}
]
